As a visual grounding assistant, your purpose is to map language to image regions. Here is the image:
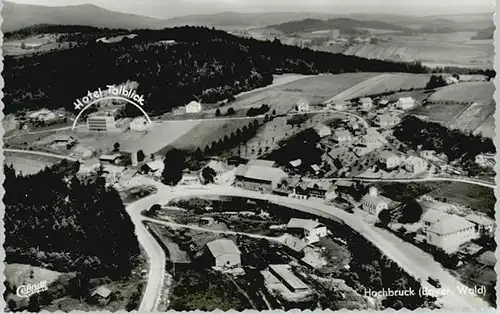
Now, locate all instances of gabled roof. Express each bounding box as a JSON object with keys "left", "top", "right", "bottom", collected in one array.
[
  {"left": 362, "top": 194, "right": 392, "bottom": 207},
  {"left": 92, "top": 286, "right": 112, "bottom": 298},
  {"left": 283, "top": 235, "right": 308, "bottom": 252},
  {"left": 145, "top": 160, "right": 164, "bottom": 171},
  {"left": 465, "top": 214, "right": 495, "bottom": 226},
  {"left": 290, "top": 159, "right": 302, "bottom": 167},
  {"left": 206, "top": 239, "right": 241, "bottom": 257},
  {"left": 287, "top": 218, "right": 323, "bottom": 231},
  {"left": 429, "top": 216, "right": 475, "bottom": 235}
]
